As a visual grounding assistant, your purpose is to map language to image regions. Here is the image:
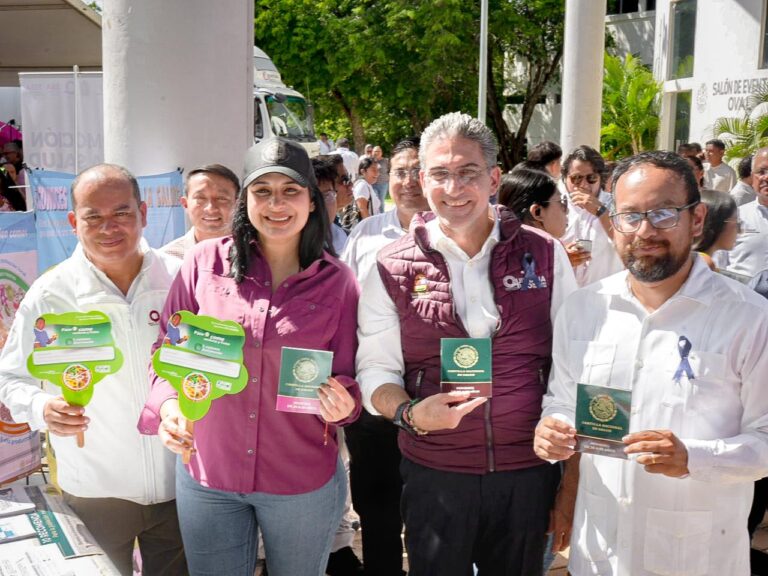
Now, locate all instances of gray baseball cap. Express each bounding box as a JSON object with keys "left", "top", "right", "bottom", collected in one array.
[{"left": 242, "top": 138, "right": 317, "bottom": 191}]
